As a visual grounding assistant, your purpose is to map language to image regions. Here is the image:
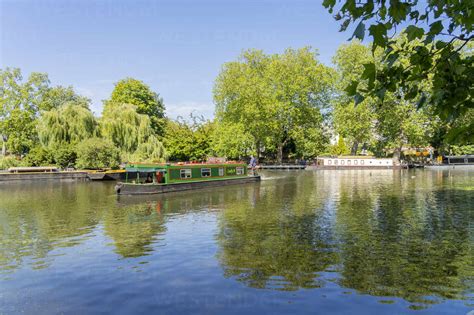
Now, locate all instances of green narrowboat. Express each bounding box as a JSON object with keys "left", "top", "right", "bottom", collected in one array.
[{"left": 114, "top": 162, "right": 260, "bottom": 195}]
